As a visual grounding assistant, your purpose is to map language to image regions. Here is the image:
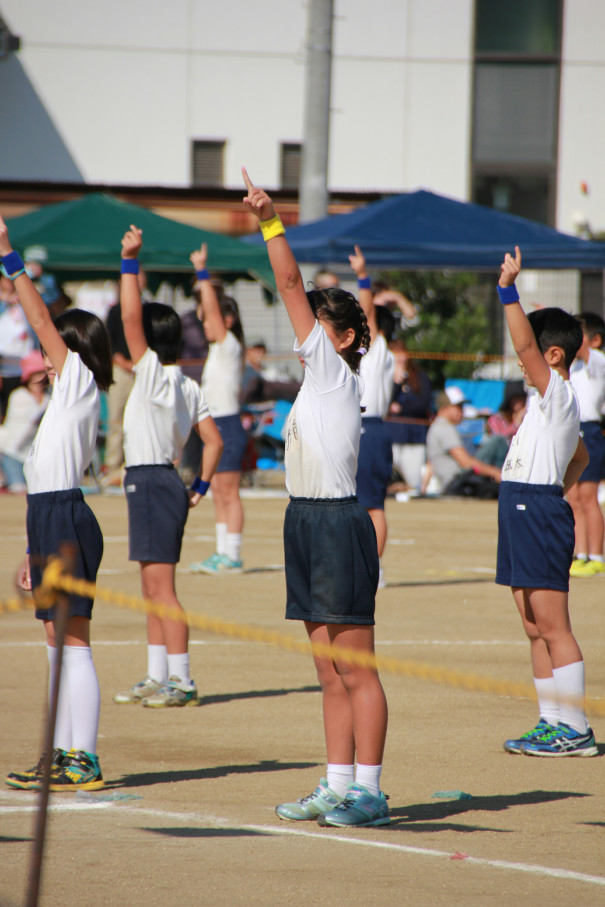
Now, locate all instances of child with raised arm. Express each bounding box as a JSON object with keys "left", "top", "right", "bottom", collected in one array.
[
  {"left": 243, "top": 169, "right": 390, "bottom": 827},
  {"left": 567, "top": 313, "right": 605, "bottom": 576},
  {"left": 0, "top": 217, "right": 113, "bottom": 792},
  {"left": 188, "top": 243, "right": 248, "bottom": 576},
  {"left": 113, "top": 227, "right": 223, "bottom": 708},
  {"left": 496, "top": 247, "right": 597, "bottom": 757}
]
